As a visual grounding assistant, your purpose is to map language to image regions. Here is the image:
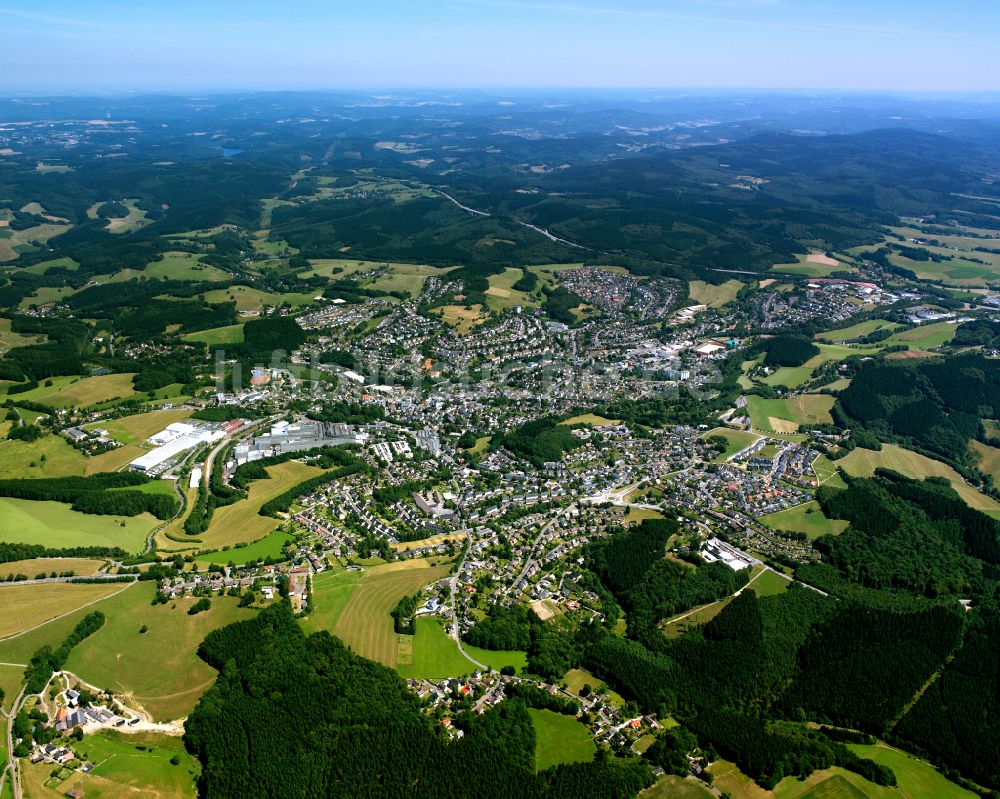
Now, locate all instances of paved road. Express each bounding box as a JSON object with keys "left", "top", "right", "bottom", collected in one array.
[
  {"left": 508, "top": 504, "right": 572, "bottom": 593},
  {"left": 447, "top": 526, "right": 487, "bottom": 672}
]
